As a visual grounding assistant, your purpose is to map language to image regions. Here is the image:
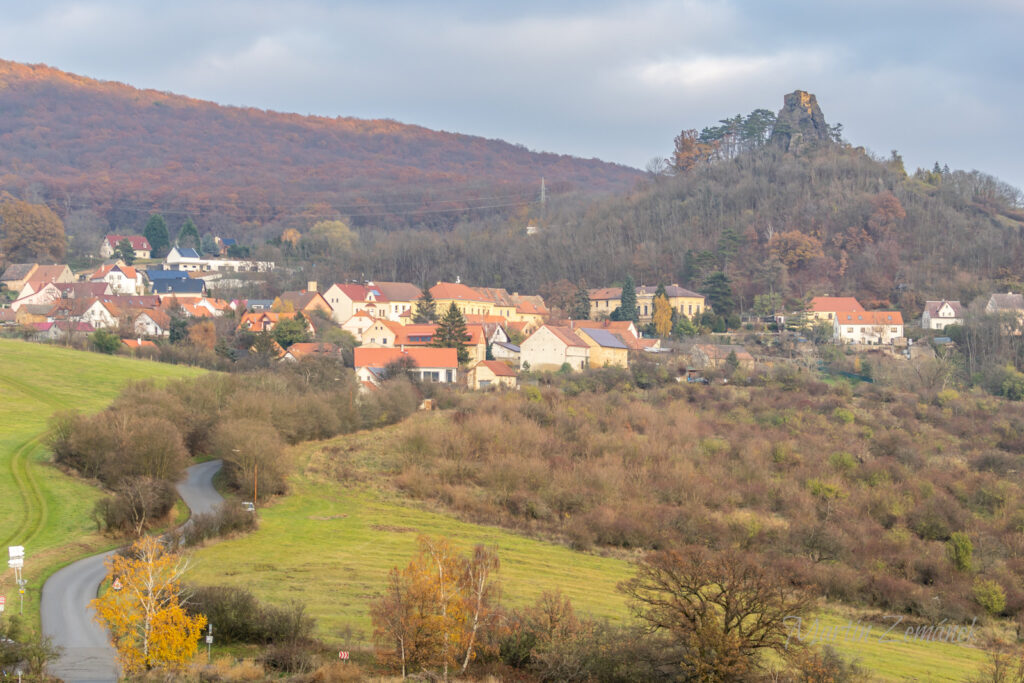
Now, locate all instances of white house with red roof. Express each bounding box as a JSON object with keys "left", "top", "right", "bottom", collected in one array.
[
  {"left": 832, "top": 310, "right": 904, "bottom": 345},
  {"left": 807, "top": 296, "right": 864, "bottom": 323},
  {"left": 354, "top": 347, "right": 459, "bottom": 386},
  {"left": 100, "top": 235, "right": 152, "bottom": 260},
  {"left": 90, "top": 263, "right": 145, "bottom": 295},
  {"left": 520, "top": 324, "right": 590, "bottom": 372},
  {"left": 922, "top": 300, "right": 964, "bottom": 330}
]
